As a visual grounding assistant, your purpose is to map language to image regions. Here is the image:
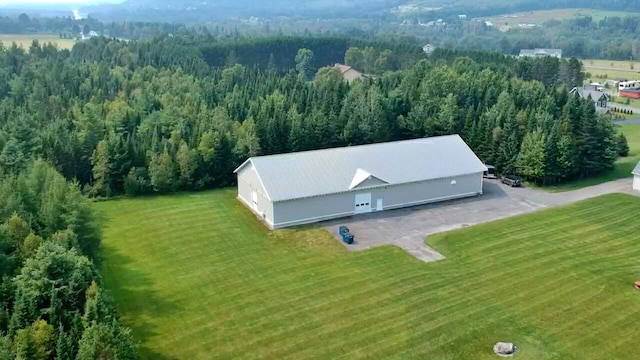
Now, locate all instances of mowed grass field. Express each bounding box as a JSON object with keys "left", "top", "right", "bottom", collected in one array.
[
  {"left": 545, "top": 124, "right": 640, "bottom": 191},
  {"left": 583, "top": 59, "right": 640, "bottom": 82},
  {"left": 481, "top": 8, "right": 637, "bottom": 27},
  {"left": 0, "top": 34, "right": 76, "bottom": 50},
  {"left": 97, "top": 190, "right": 640, "bottom": 359}
]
